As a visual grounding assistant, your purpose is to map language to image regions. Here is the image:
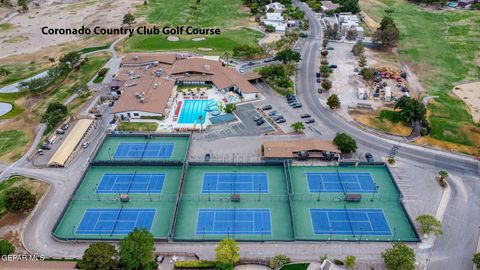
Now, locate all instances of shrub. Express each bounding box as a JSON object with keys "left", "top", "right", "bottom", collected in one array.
[
  {"left": 175, "top": 260, "right": 216, "bottom": 269},
  {"left": 0, "top": 240, "right": 15, "bottom": 256},
  {"left": 269, "top": 254, "right": 291, "bottom": 269},
  {"left": 387, "top": 158, "right": 395, "bottom": 165},
  {"left": 333, "top": 259, "right": 344, "bottom": 265},
  {"left": 4, "top": 186, "right": 36, "bottom": 213}
]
